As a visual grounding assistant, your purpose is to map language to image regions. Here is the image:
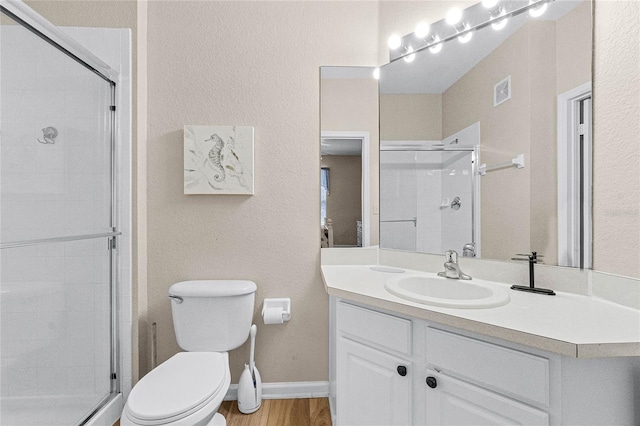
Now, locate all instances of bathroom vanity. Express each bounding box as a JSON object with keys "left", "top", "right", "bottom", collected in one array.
[{"left": 322, "top": 253, "right": 640, "bottom": 425}]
